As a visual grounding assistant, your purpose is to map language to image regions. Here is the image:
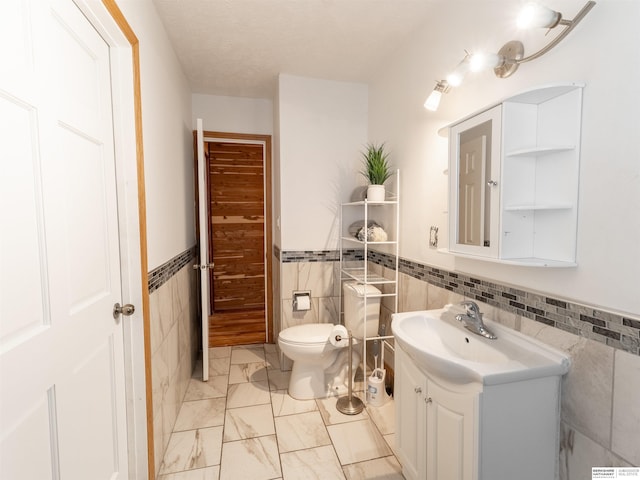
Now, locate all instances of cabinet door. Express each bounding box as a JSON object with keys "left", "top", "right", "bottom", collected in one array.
[
  {"left": 395, "top": 347, "right": 427, "bottom": 480},
  {"left": 426, "top": 380, "right": 478, "bottom": 480},
  {"left": 449, "top": 105, "right": 502, "bottom": 258}
]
